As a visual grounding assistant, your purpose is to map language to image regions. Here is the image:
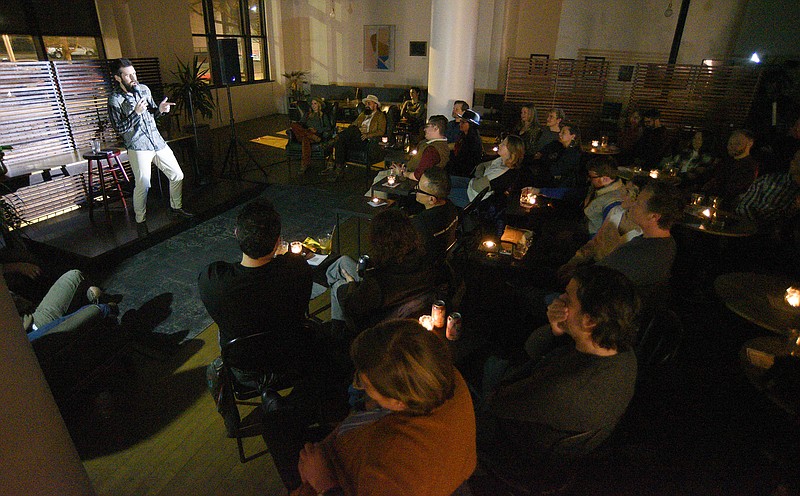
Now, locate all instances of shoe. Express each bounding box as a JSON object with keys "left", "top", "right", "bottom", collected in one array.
[
  {"left": 136, "top": 221, "right": 149, "bottom": 237},
  {"left": 87, "top": 286, "right": 124, "bottom": 305},
  {"left": 170, "top": 207, "right": 194, "bottom": 219}
]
